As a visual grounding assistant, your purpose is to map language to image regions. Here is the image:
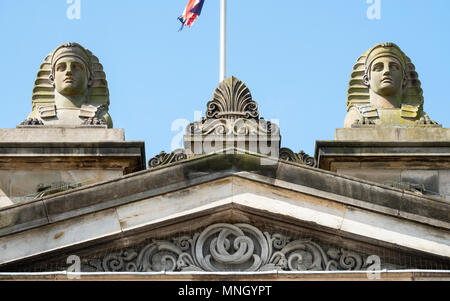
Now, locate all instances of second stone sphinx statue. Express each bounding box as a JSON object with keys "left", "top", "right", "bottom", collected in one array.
[
  {"left": 21, "top": 43, "right": 113, "bottom": 127},
  {"left": 344, "top": 43, "right": 439, "bottom": 128}
]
